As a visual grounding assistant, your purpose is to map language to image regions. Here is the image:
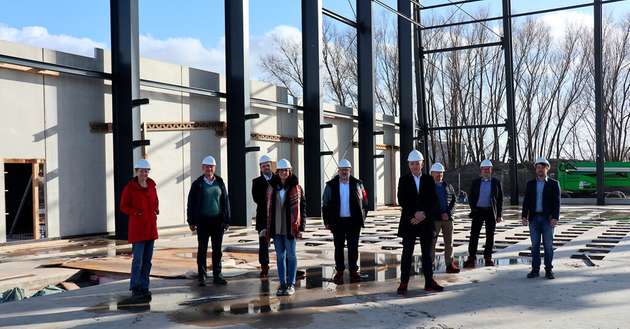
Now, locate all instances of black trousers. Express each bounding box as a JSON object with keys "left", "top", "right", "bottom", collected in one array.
[
  {"left": 332, "top": 219, "right": 361, "bottom": 272},
  {"left": 400, "top": 225, "right": 434, "bottom": 285},
  {"left": 197, "top": 220, "right": 224, "bottom": 280},
  {"left": 468, "top": 208, "right": 496, "bottom": 259},
  {"left": 258, "top": 236, "right": 269, "bottom": 266}
]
